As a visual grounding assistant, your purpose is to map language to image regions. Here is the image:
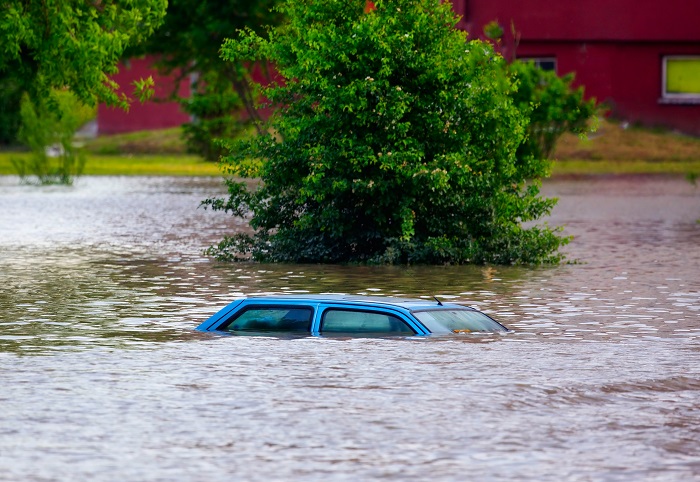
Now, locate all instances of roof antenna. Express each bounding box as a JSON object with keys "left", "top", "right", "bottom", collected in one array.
[{"left": 433, "top": 295, "right": 443, "bottom": 306}]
